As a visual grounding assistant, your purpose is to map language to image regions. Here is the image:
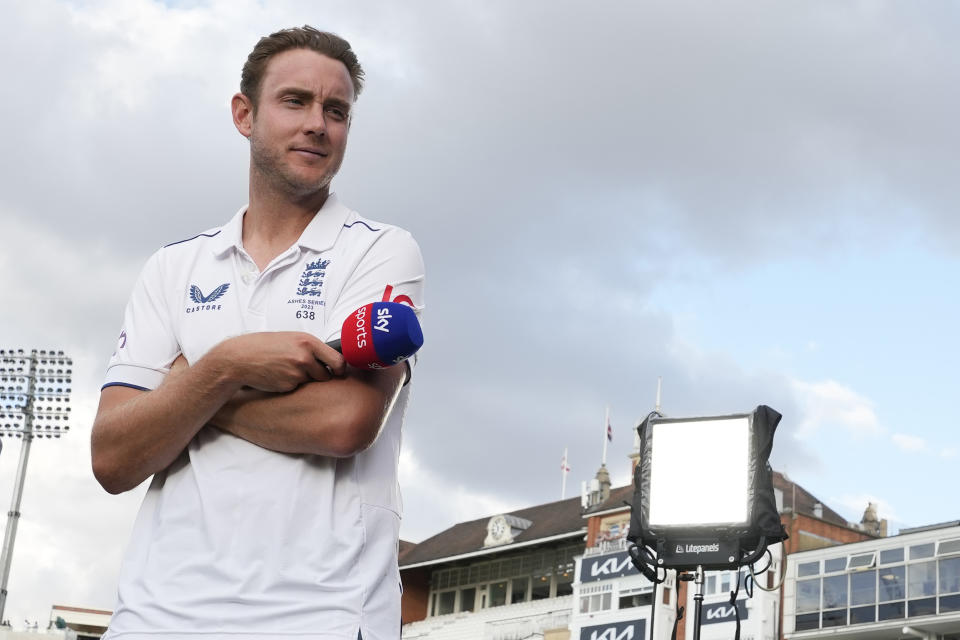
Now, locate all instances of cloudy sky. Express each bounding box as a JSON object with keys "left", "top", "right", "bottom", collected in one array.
[{"left": 1, "top": 0, "right": 959, "bottom": 628}]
